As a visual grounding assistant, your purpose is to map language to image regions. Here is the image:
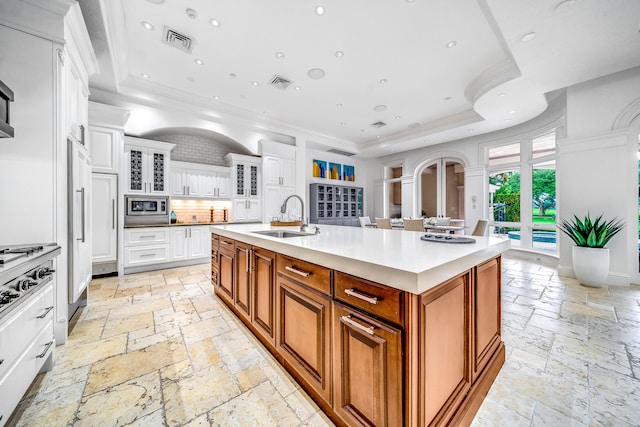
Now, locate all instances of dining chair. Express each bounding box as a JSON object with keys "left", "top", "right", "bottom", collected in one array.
[
  {"left": 471, "top": 219, "right": 489, "bottom": 236},
  {"left": 436, "top": 217, "right": 451, "bottom": 226},
  {"left": 358, "top": 216, "right": 372, "bottom": 227},
  {"left": 403, "top": 218, "right": 425, "bottom": 232},
  {"left": 375, "top": 217, "right": 392, "bottom": 229}
]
